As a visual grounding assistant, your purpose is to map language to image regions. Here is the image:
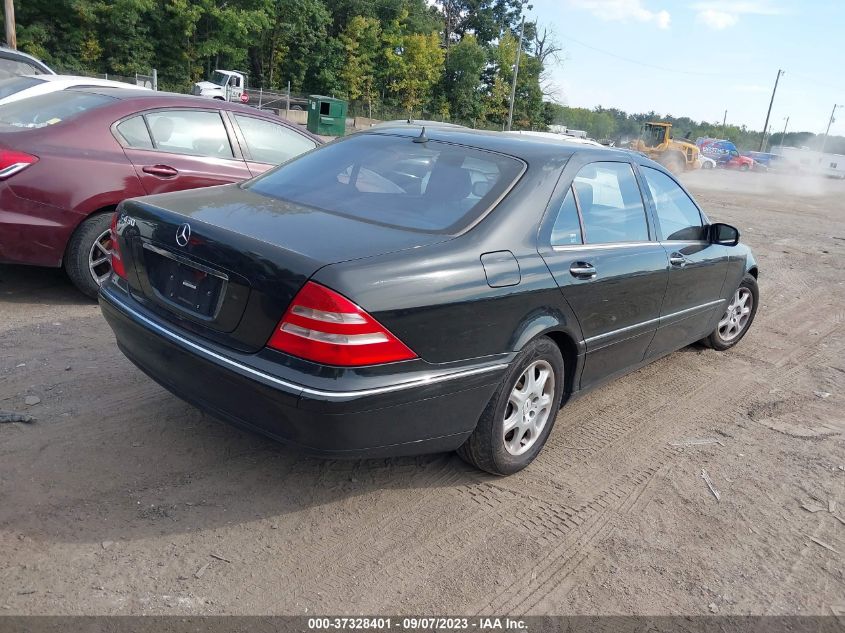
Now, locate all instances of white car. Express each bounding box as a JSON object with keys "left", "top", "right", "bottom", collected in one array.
[
  {"left": 698, "top": 155, "right": 718, "bottom": 169},
  {"left": 0, "top": 74, "right": 149, "bottom": 106}
]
